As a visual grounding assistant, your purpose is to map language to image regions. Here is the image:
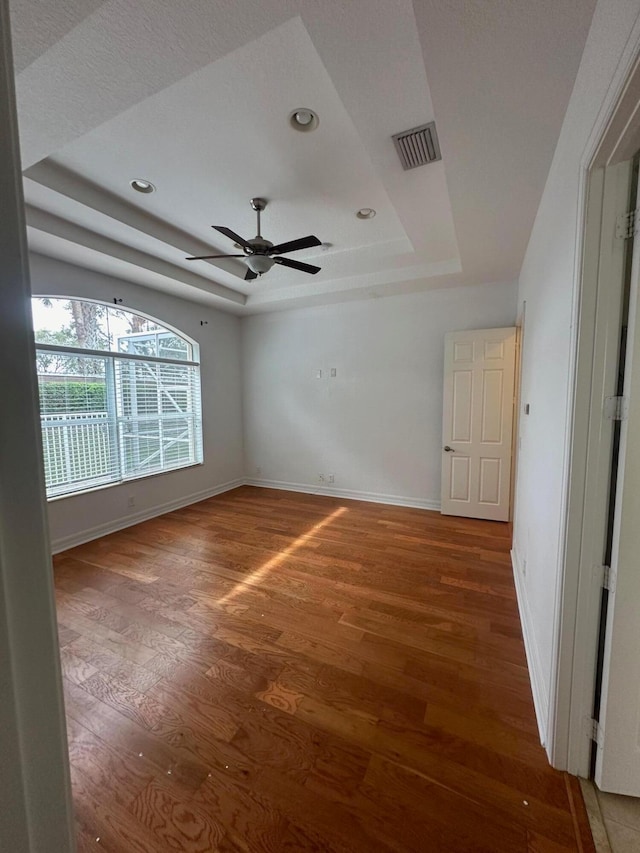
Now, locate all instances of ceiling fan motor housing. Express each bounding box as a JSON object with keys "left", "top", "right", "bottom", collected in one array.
[{"left": 246, "top": 237, "right": 273, "bottom": 255}]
